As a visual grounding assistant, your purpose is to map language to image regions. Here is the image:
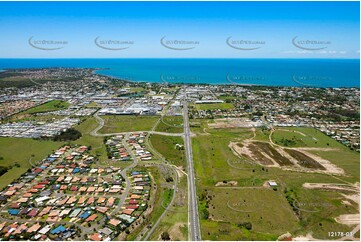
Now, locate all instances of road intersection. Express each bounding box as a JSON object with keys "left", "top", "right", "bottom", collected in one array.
[{"left": 90, "top": 94, "right": 202, "bottom": 241}]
